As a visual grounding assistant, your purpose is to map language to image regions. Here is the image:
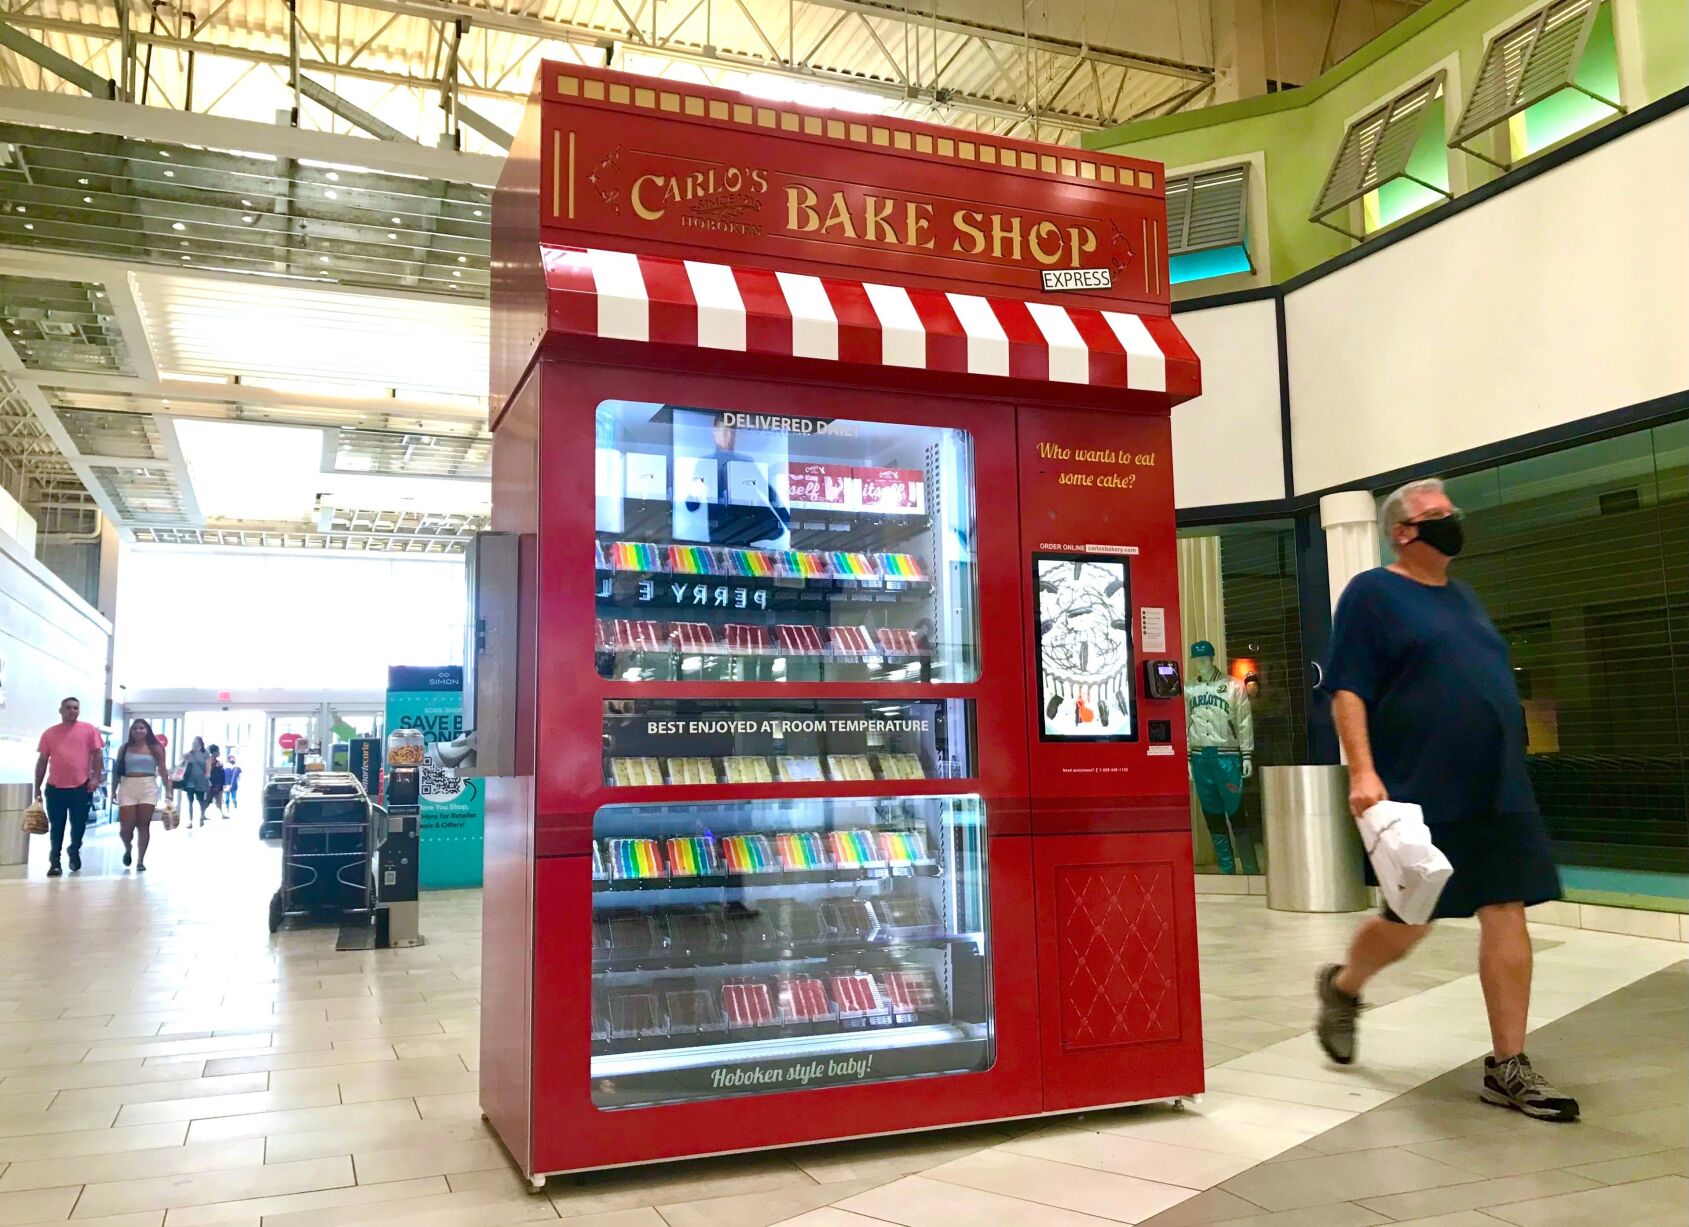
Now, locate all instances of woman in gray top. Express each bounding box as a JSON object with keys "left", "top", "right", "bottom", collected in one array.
[
  {"left": 178, "top": 737, "right": 210, "bottom": 827},
  {"left": 112, "top": 718, "right": 171, "bottom": 871}
]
